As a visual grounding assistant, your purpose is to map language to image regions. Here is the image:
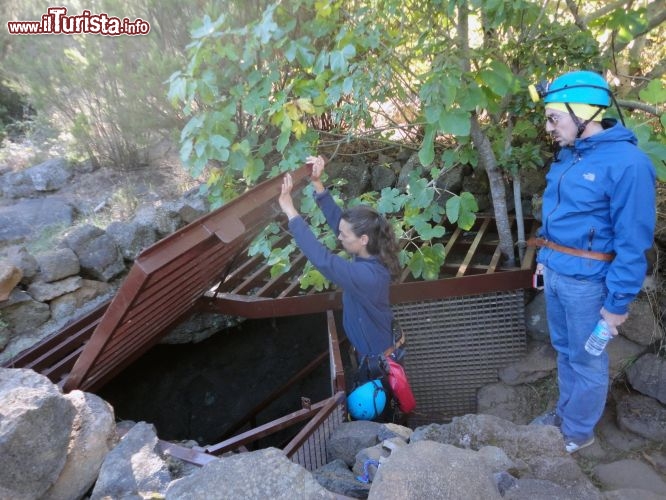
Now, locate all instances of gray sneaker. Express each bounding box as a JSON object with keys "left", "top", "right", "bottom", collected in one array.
[
  {"left": 564, "top": 435, "right": 595, "bottom": 454},
  {"left": 529, "top": 409, "right": 562, "bottom": 427}
]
